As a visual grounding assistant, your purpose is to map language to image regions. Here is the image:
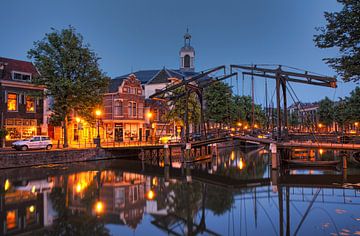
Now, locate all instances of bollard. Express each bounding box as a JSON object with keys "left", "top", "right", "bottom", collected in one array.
[
  {"left": 186, "top": 166, "right": 192, "bottom": 183},
  {"left": 185, "top": 143, "right": 191, "bottom": 161}
]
